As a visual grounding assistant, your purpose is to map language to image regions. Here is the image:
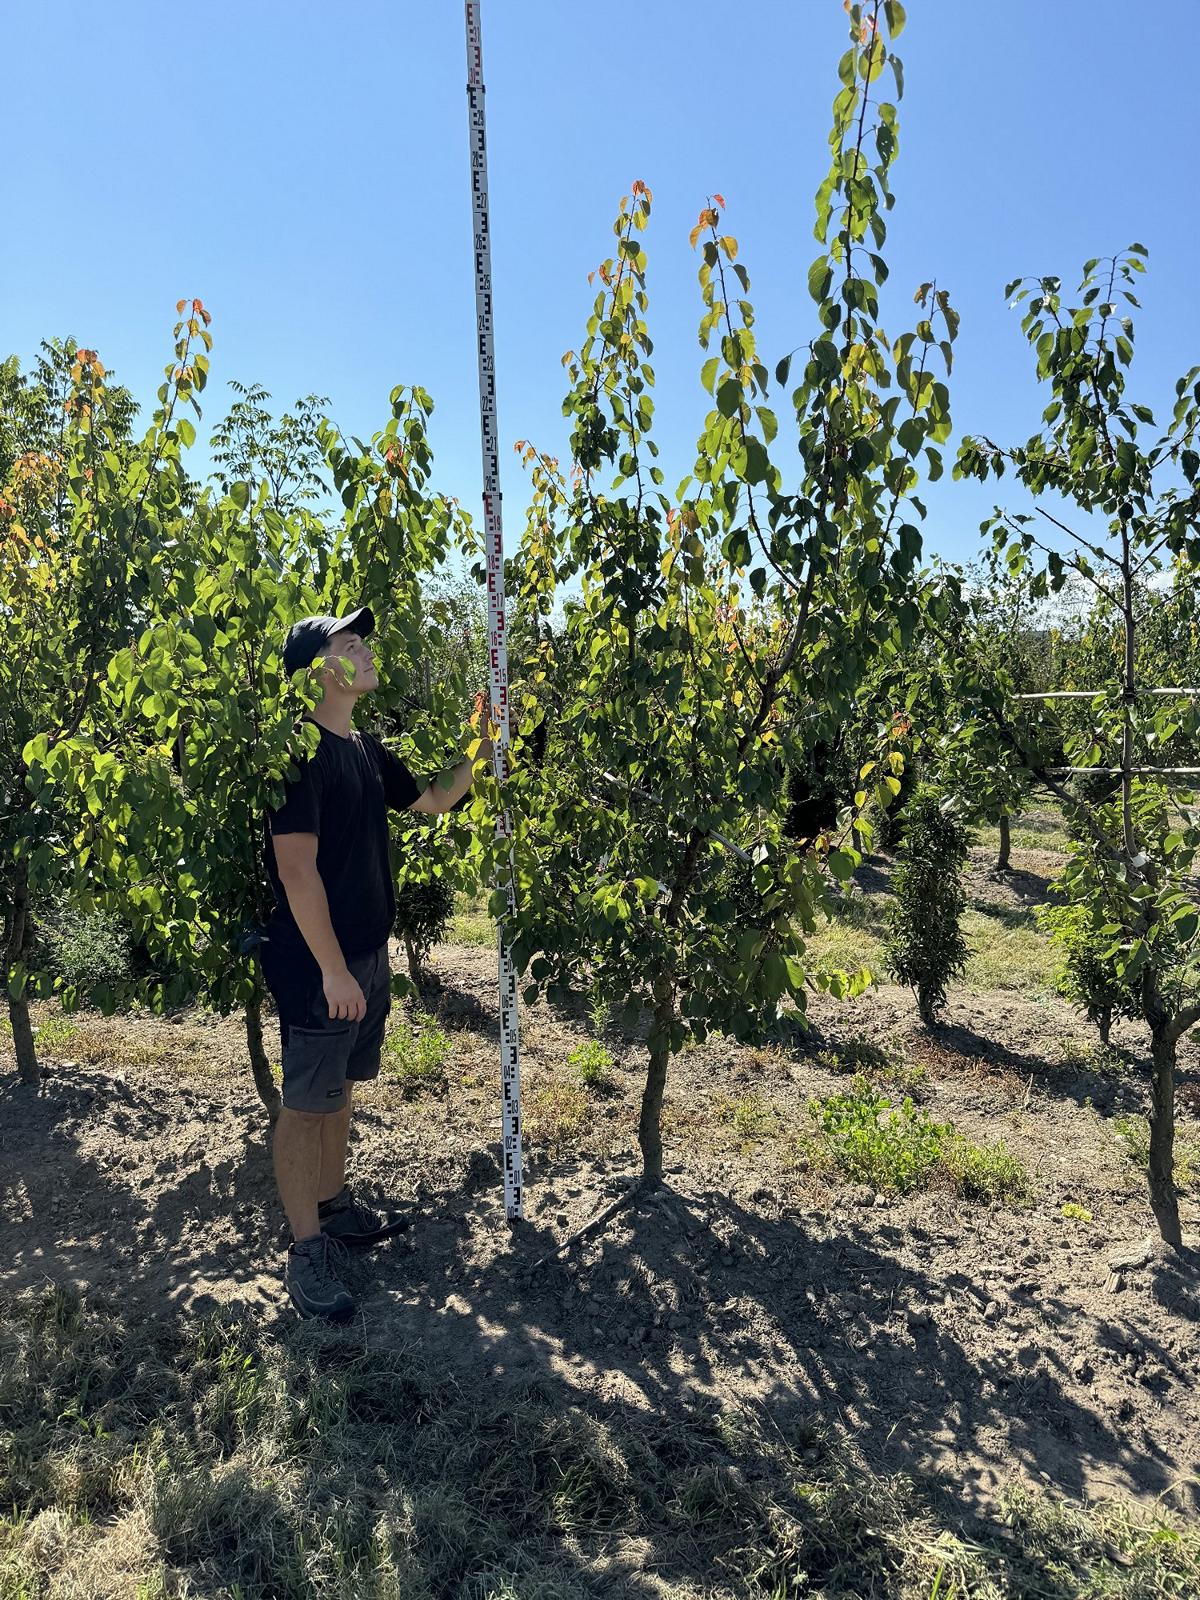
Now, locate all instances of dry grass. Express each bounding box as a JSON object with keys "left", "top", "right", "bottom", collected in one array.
[
  {"left": 962, "top": 908, "right": 1058, "bottom": 994},
  {"left": 2, "top": 1288, "right": 1197, "bottom": 1600},
  {"left": 525, "top": 1080, "right": 592, "bottom": 1154}
]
